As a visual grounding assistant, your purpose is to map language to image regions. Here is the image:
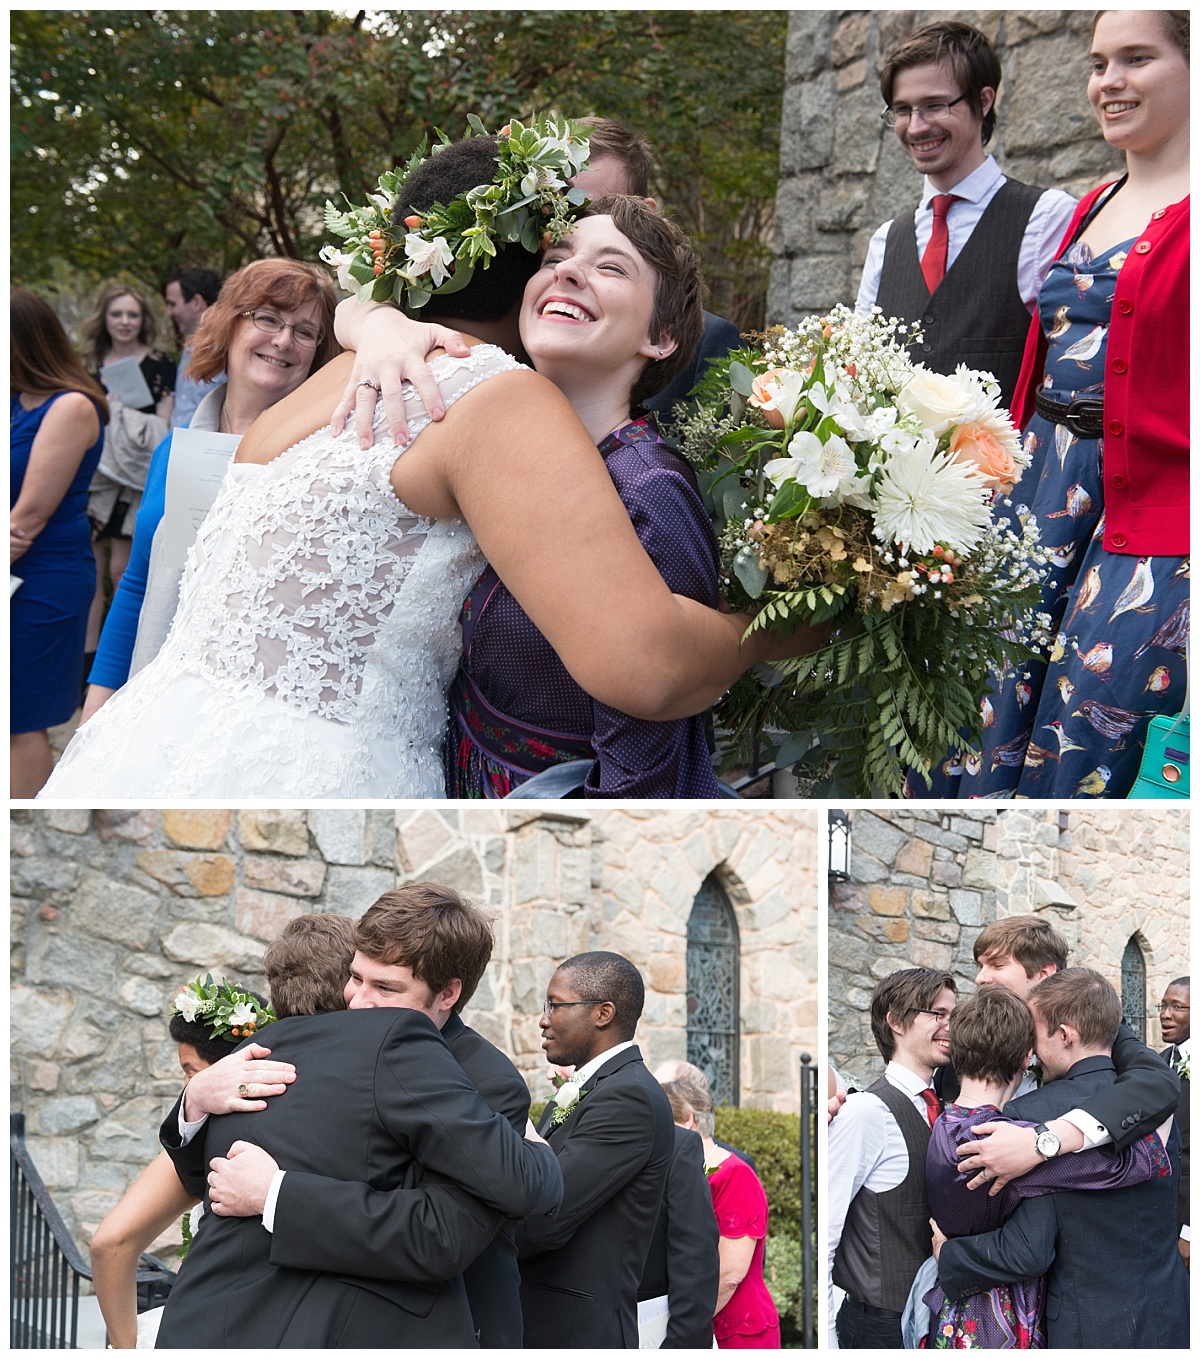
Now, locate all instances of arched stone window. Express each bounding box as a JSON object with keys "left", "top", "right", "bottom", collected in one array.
[
  {"left": 1121, "top": 935, "right": 1147, "bottom": 1042},
  {"left": 686, "top": 874, "right": 740, "bottom": 1107}
]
